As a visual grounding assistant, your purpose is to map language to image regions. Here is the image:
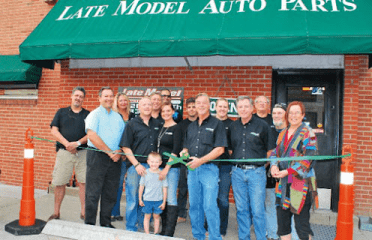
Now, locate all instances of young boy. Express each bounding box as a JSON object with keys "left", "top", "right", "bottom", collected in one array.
[{"left": 139, "top": 152, "right": 168, "bottom": 234}]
